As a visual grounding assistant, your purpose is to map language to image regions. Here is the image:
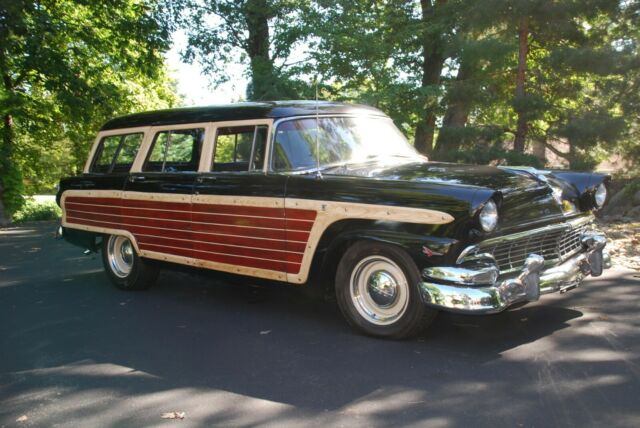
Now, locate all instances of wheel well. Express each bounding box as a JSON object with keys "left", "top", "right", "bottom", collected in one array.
[{"left": 307, "top": 219, "right": 411, "bottom": 293}]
